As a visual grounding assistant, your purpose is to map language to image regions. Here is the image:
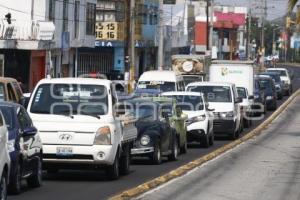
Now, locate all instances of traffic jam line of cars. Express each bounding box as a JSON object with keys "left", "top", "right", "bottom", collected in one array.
[{"left": 0, "top": 59, "right": 294, "bottom": 200}]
